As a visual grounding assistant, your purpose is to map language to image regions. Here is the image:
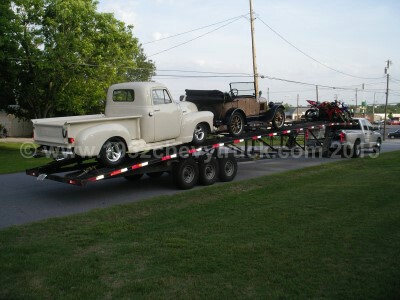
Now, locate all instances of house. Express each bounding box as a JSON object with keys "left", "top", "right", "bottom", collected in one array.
[{"left": 285, "top": 107, "right": 309, "bottom": 121}]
